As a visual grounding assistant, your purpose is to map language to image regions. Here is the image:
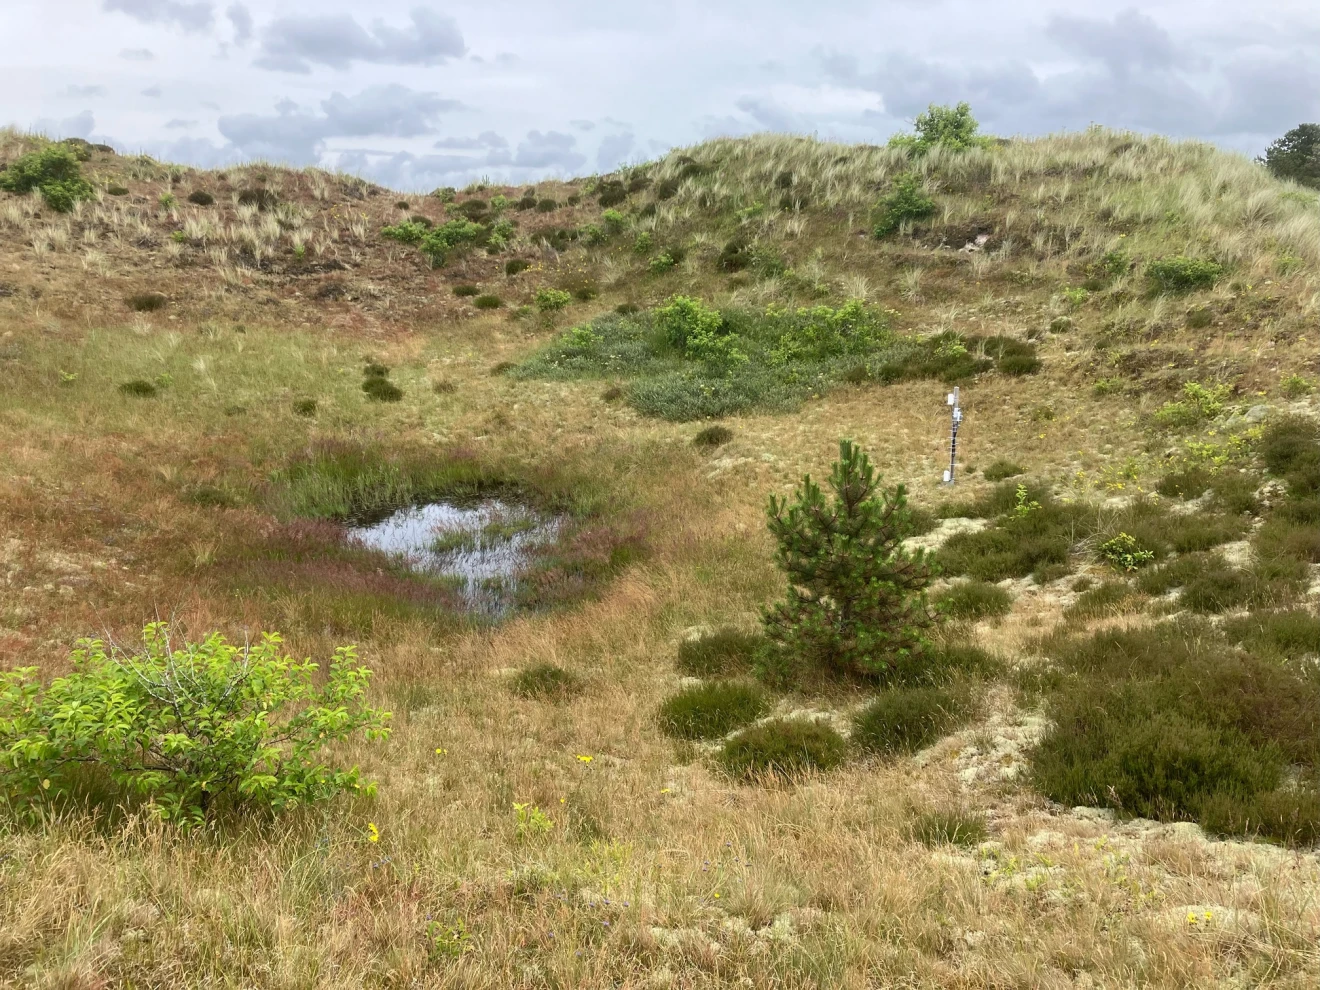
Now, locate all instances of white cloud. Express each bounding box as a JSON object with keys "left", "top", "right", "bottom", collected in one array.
[
  {"left": 255, "top": 7, "right": 465, "bottom": 73},
  {"left": 102, "top": 0, "right": 213, "bottom": 33}
]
